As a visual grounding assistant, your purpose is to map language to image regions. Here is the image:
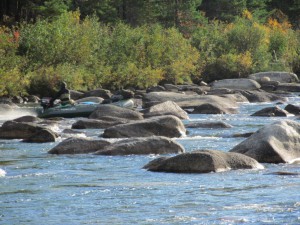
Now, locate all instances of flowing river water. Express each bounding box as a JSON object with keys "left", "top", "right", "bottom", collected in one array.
[{"left": 1, "top": 94, "right": 300, "bottom": 225}]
